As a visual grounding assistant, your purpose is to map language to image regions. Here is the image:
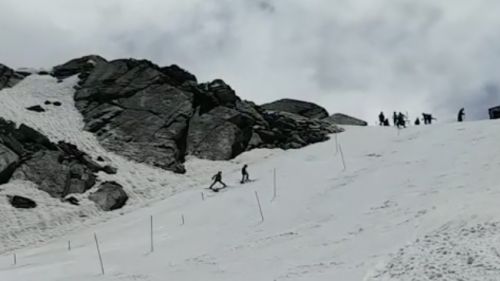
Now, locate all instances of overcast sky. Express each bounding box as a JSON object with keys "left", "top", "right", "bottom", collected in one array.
[{"left": 1, "top": 0, "right": 500, "bottom": 123}]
